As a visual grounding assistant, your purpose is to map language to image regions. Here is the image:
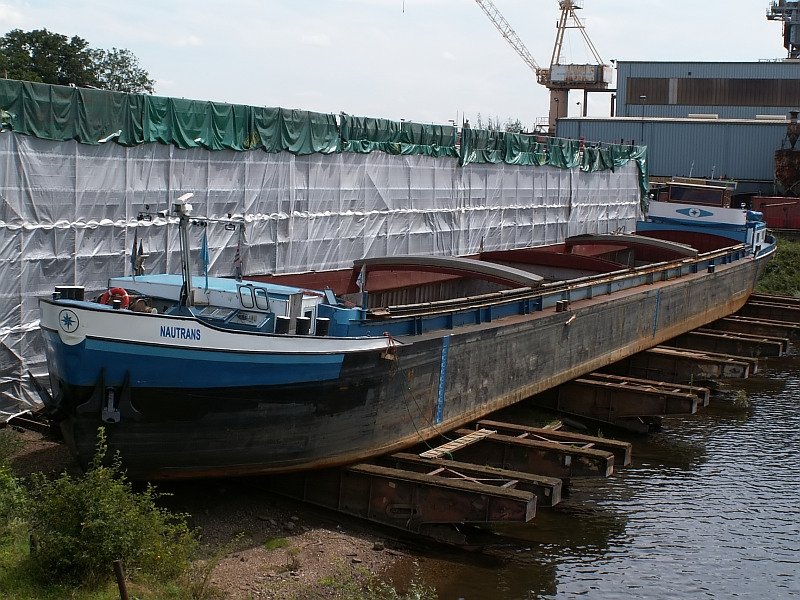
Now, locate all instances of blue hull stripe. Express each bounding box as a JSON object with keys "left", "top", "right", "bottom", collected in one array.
[
  {"left": 435, "top": 335, "right": 450, "bottom": 424},
  {"left": 44, "top": 331, "right": 345, "bottom": 388},
  {"left": 652, "top": 289, "right": 661, "bottom": 337},
  {"left": 84, "top": 337, "right": 339, "bottom": 364}
]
